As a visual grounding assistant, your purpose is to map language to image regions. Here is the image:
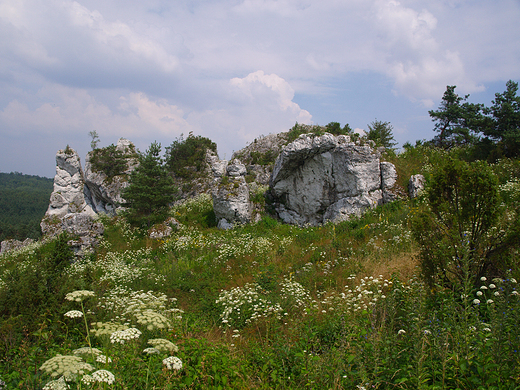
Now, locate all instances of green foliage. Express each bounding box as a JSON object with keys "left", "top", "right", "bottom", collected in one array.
[
  {"left": 250, "top": 150, "right": 276, "bottom": 165},
  {"left": 88, "top": 130, "right": 100, "bottom": 150},
  {"left": 286, "top": 121, "right": 354, "bottom": 143},
  {"left": 430, "top": 80, "right": 520, "bottom": 160},
  {"left": 412, "top": 157, "right": 519, "bottom": 290},
  {"left": 89, "top": 143, "right": 134, "bottom": 179},
  {"left": 0, "top": 172, "right": 53, "bottom": 241},
  {"left": 366, "top": 119, "right": 397, "bottom": 149},
  {"left": 165, "top": 132, "right": 217, "bottom": 179},
  {"left": 122, "top": 142, "right": 176, "bottom": 227}
]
